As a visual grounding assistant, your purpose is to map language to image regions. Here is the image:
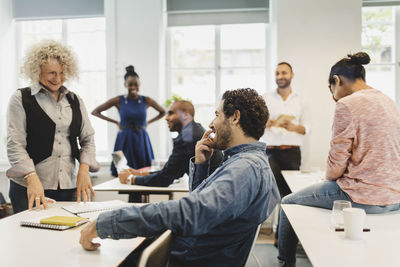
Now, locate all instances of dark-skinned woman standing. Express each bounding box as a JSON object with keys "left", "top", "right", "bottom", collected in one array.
[{"left": 92, "top": 66, "right": 165, "bottom": 178}]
